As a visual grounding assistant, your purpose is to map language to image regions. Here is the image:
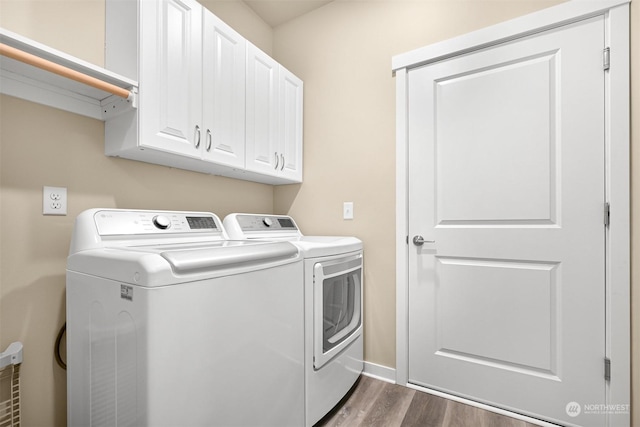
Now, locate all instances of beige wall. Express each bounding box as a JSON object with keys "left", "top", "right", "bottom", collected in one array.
[
  {"left": 0, "top": 1, "right": 274, "bottom": 426},
  {"left": 0, "top": 0, "right": 106, "bottom": 66},
  {"left": 1, "top": 0, "right": 637, "bottom": 426},
  {"left": 273, "top": 0, "right": 638, "bottom": 424}
]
